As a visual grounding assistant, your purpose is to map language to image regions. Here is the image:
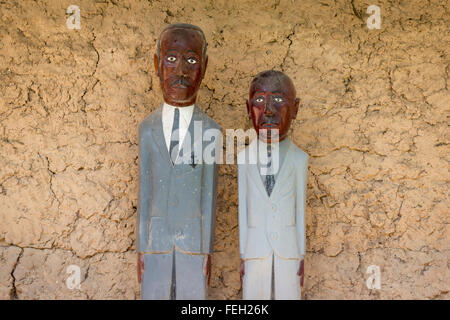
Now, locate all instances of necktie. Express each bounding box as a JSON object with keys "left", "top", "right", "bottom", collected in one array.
[
  {"left": 265, "top": 144, "right": 275, "bottom": 196},
  {"left": 169, "top": 108, "right": 180, "bottom": 164}
]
